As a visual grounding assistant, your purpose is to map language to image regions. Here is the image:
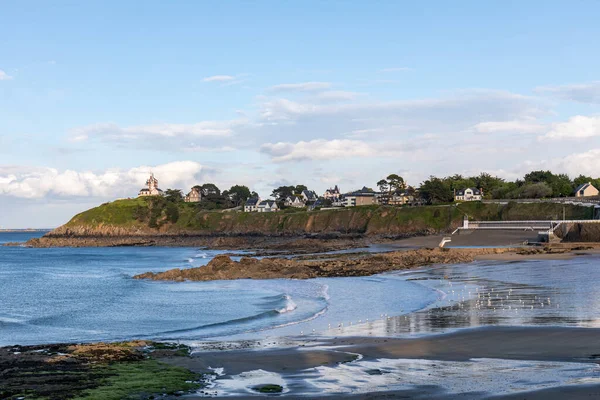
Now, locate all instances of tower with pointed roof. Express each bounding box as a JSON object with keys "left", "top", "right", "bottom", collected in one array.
[{"left": 138, "top": 173, "right": 164, "bottom": 197}]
